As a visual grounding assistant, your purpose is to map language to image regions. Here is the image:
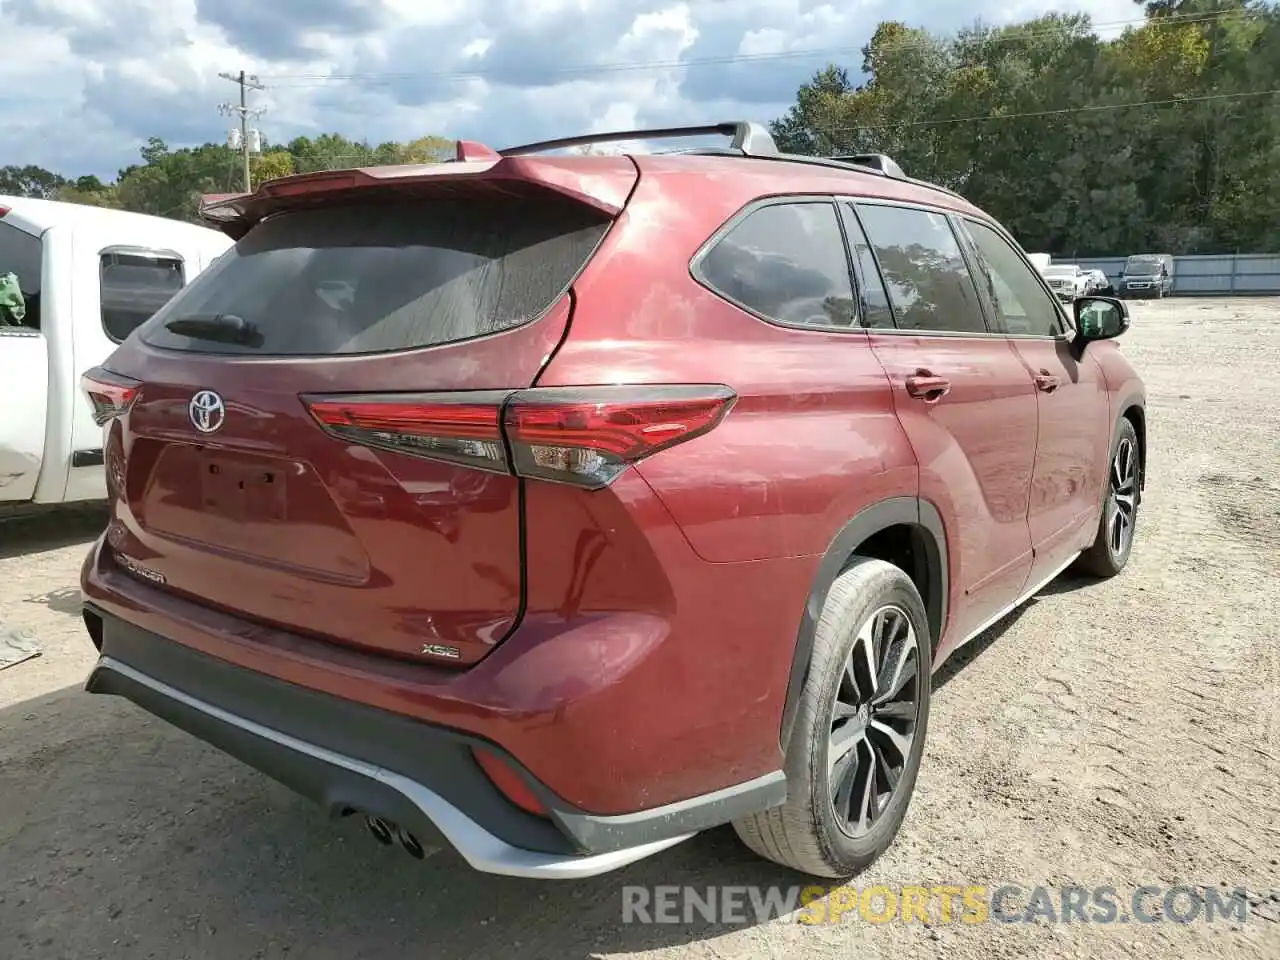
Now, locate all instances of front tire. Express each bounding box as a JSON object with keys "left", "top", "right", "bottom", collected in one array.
[
  {"left": 733, "top": 557, "right": 931, "bottom": 878},
  {"left": 1075, "top": 418, "right": 1141, "bottom": 578}
]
